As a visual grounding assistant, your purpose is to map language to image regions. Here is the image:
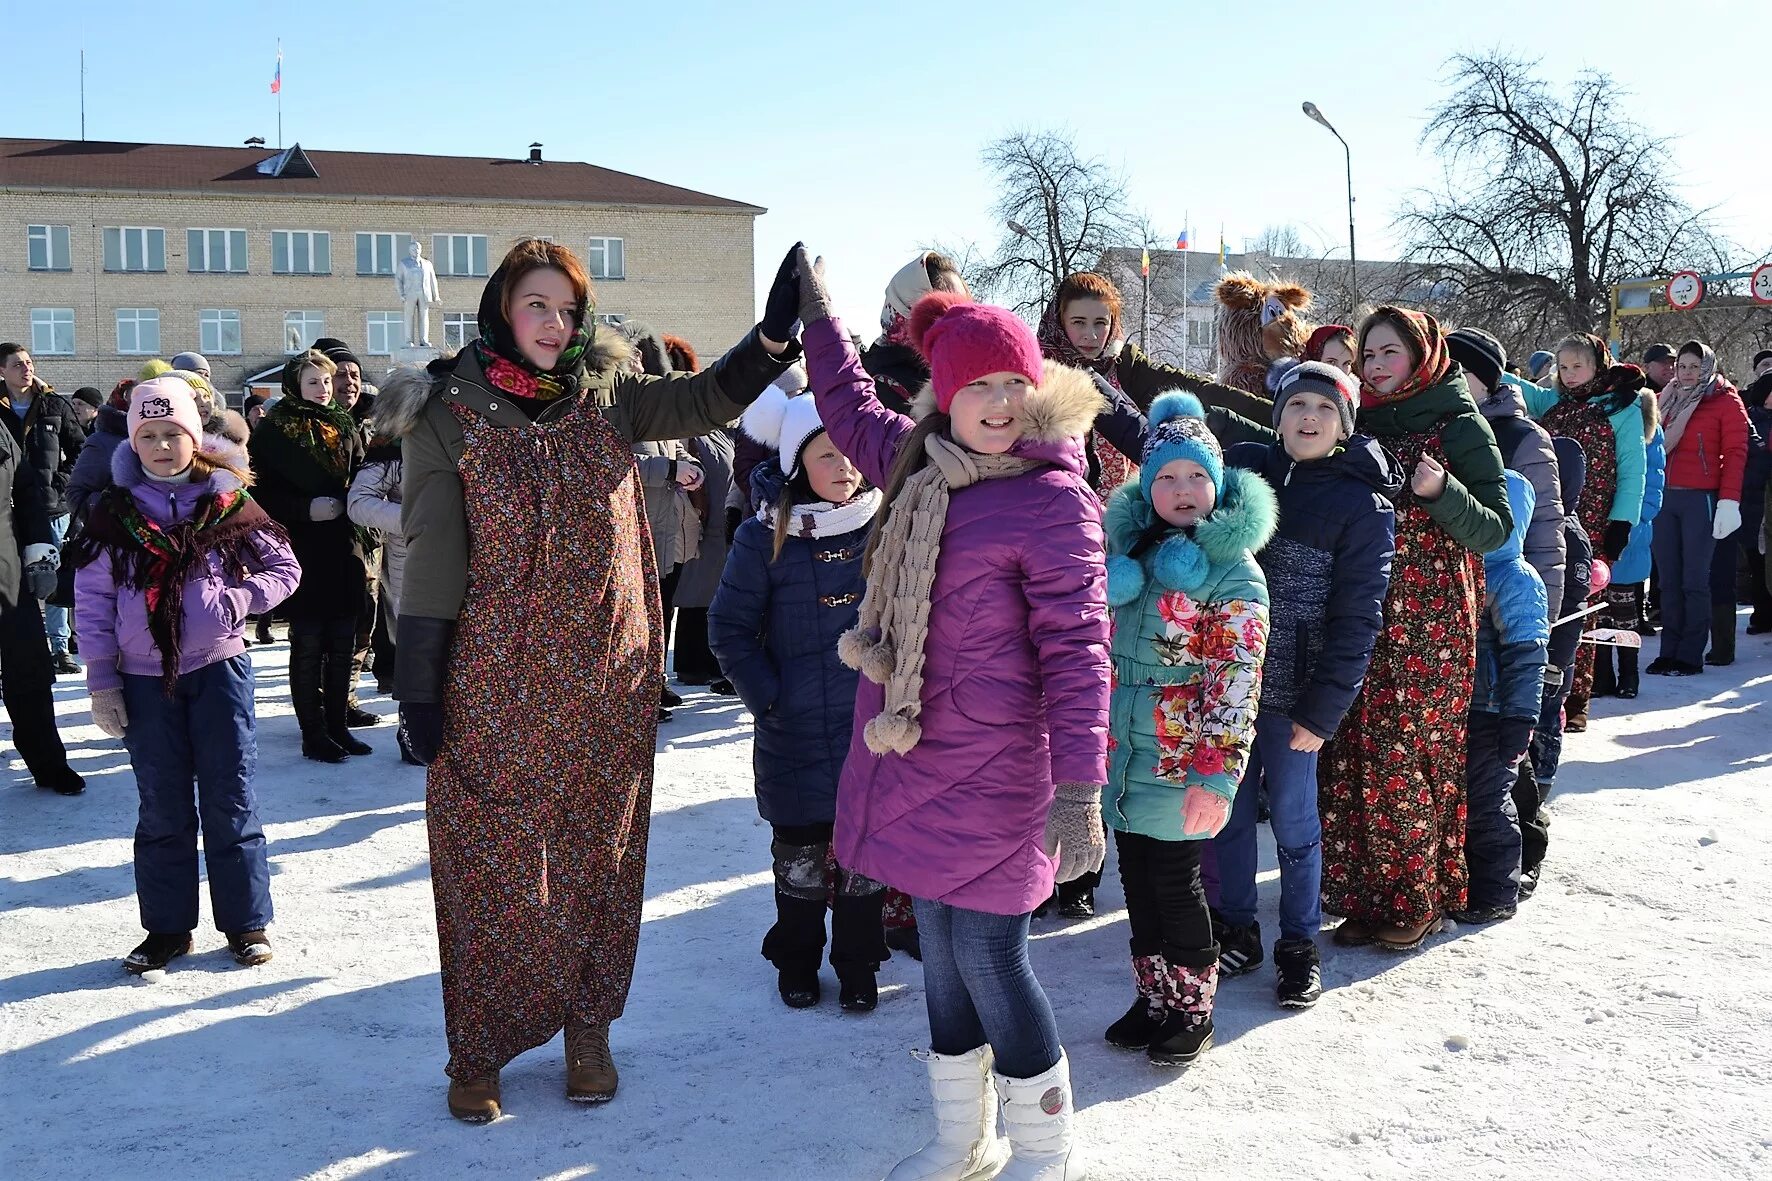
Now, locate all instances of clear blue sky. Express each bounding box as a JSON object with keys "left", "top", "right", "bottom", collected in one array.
[{"left": 9, "top": 0, "right": 1769, "bottom": 334}]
